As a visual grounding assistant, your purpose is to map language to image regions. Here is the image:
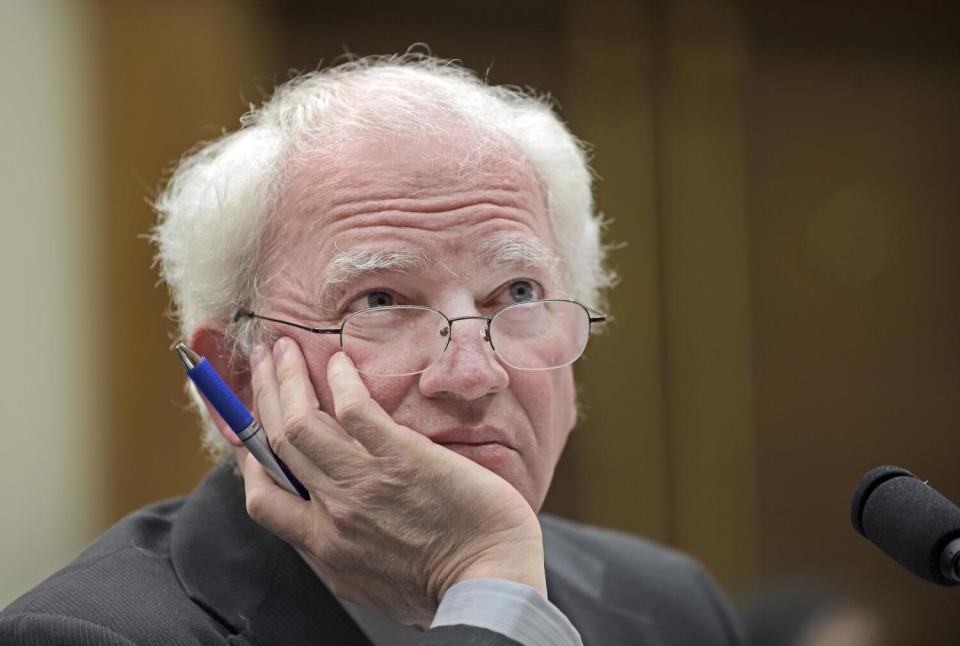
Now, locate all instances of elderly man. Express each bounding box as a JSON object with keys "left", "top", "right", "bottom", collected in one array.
[{"left": 0, "top": 56, "right": 742, "bottom": 645}]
